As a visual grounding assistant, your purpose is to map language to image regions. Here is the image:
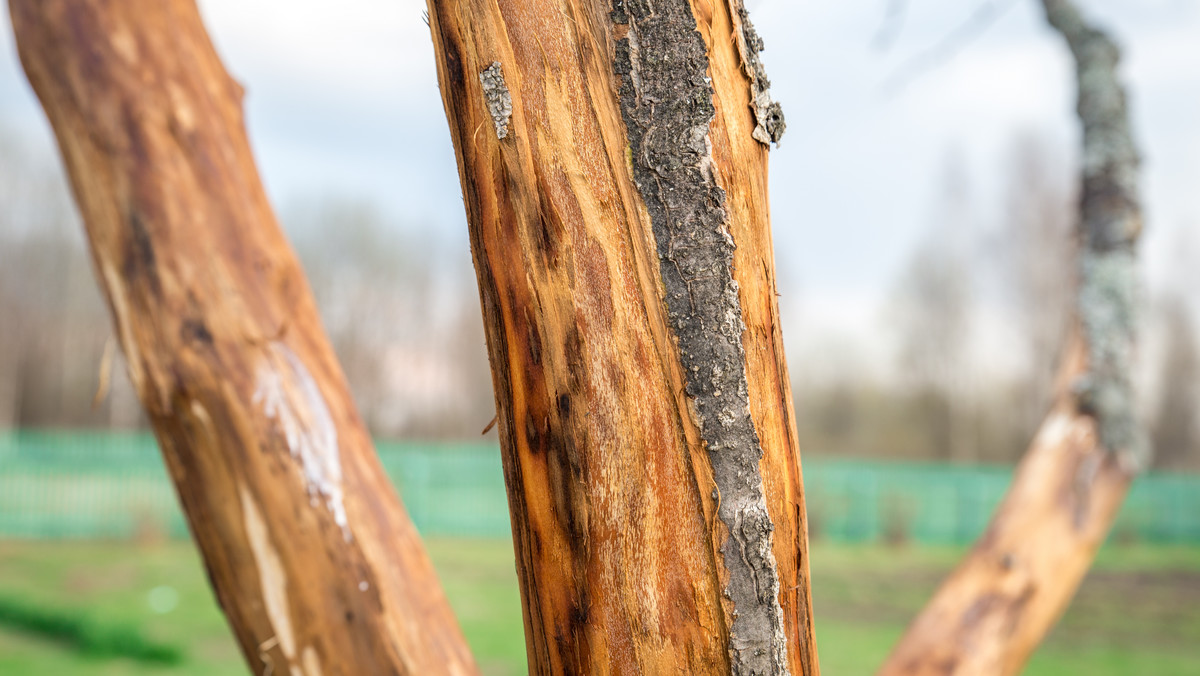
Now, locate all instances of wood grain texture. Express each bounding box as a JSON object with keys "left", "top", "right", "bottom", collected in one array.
[
  {"left": 880, "top": 2, "right": 1143, "bottom": 673},
  {"left": 426, "top": 0, "right": 817, "bottom": 673},
  {"left": 10, "top": 2, "right": 478, "bottom": 674}
]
